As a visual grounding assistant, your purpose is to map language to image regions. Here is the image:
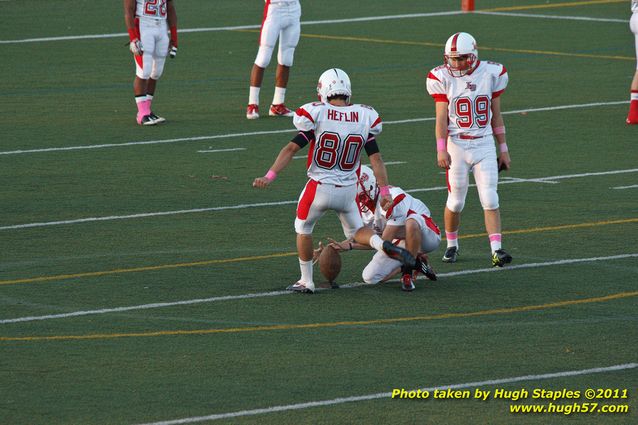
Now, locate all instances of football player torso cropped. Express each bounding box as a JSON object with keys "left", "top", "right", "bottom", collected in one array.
[
  {"left": 427, "top": 61, "right": 508, "bottom": 139},
  {"left": 136, "top": 0, "right": 168, "bottom": 19},
  {"left": 294, "top": 102, "right": 382, "bottom": 186}
]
